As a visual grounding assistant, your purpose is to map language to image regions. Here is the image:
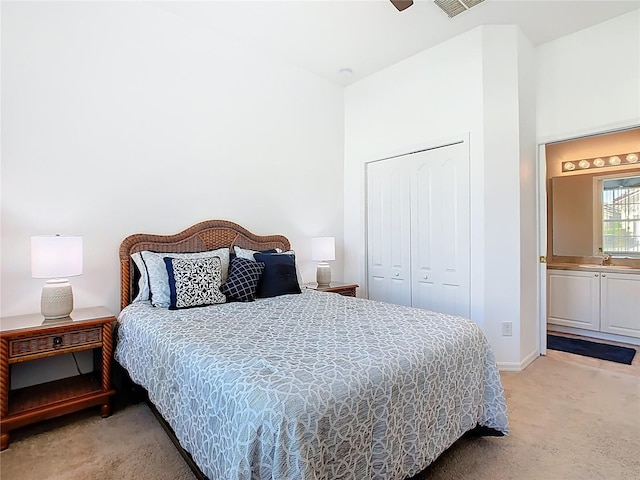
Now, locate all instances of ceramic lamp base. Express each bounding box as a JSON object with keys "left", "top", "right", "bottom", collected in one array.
[
  {"left": 316, "top": 263, "right": 331, "bottom": 287},
  {"left": 41, "top": 279, "right": 73, "bottom": 319}
]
